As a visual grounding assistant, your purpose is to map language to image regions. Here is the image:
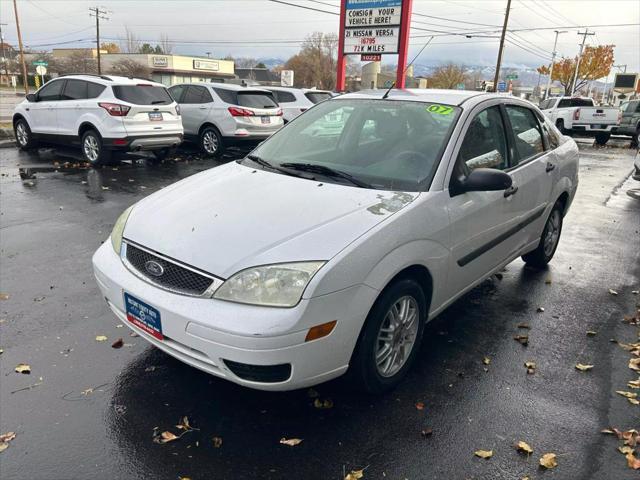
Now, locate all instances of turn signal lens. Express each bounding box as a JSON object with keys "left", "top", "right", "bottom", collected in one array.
[
  {"left": 228, "top": 106, "right": 255, "bottom": 117},
  {"left": 305, "top": 320, "right": 337, "bottom": 342}
]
